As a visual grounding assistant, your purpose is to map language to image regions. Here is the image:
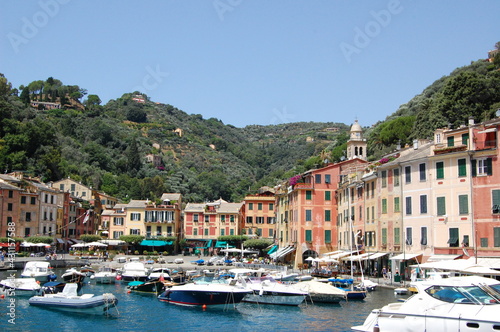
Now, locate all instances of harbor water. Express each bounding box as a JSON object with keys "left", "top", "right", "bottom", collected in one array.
[{"left": 0, "top": 268, "right": 408, "bottom": 332}]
